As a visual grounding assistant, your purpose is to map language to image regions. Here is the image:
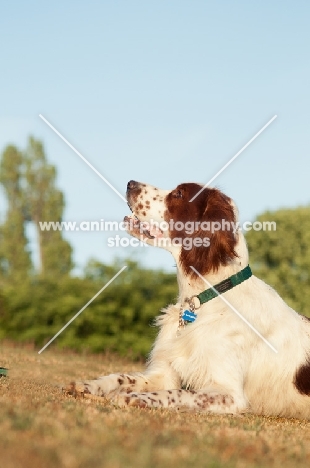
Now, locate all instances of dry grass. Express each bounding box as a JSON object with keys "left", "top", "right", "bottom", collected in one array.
[{"left": 0, "top": 341, "right": 310, "bottom": 468}]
